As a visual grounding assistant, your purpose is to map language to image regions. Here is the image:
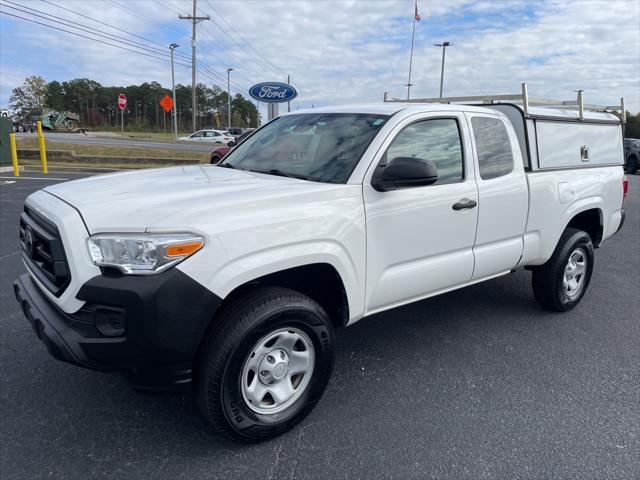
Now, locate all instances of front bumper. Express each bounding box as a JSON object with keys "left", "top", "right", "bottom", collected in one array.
[{"left": 14, "top": 269, "right": 222, "bottom": 393}]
